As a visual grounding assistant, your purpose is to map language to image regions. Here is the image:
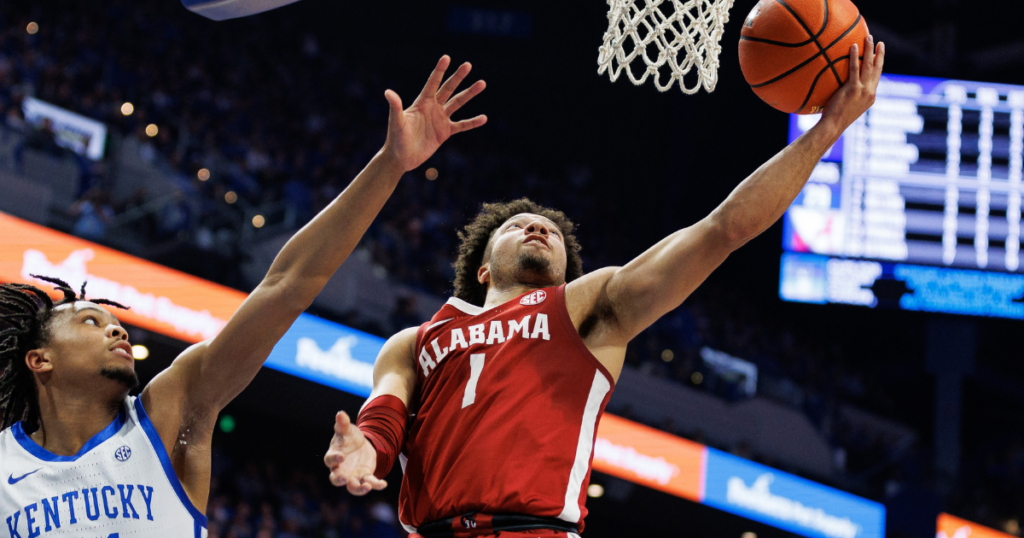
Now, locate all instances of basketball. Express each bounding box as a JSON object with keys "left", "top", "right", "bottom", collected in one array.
[{"left": 738, "top": 0, "right": 870, "bottom": 114}]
